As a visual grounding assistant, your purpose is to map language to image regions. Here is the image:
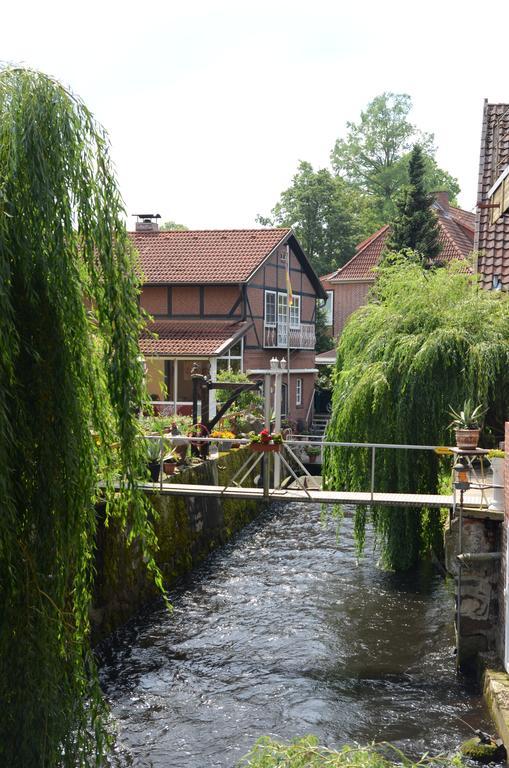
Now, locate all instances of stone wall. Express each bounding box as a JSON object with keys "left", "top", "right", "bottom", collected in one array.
[
  {"left": 92, "top": 448, "right": 262, "bottom": 641},
  {"left": 444, "top": 512, "right": 502, "bottom": 672}
]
